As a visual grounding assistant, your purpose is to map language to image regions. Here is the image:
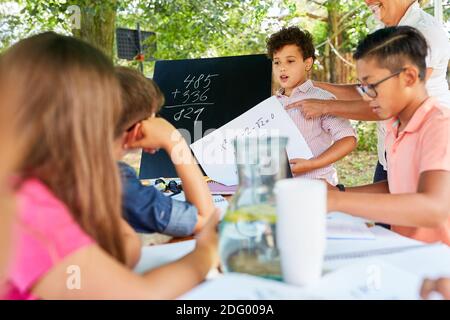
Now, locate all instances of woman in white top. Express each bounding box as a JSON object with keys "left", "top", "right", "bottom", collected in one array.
[{"left": 286, "top": 0, "right": 450, "bottom": 183}]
